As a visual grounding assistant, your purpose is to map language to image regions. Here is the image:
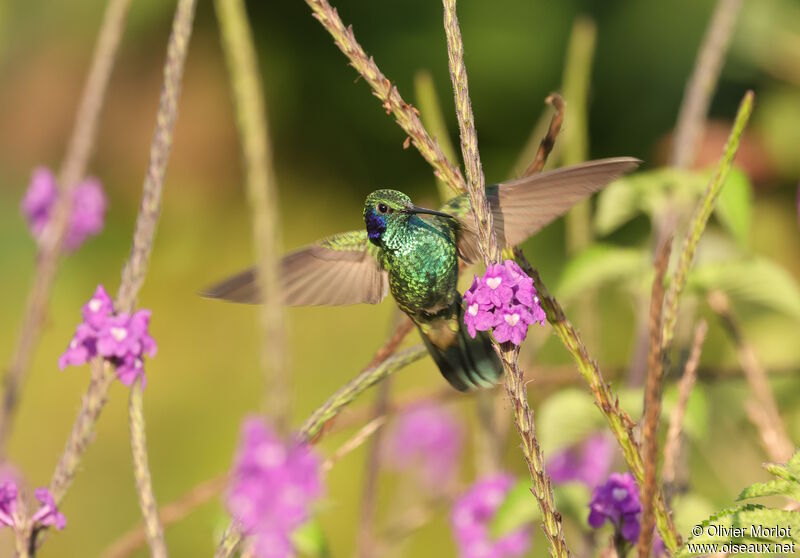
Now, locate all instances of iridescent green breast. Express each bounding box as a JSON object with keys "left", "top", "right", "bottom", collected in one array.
[{"left": 379, "top": 215, "right": 459, "bottom": 317}]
